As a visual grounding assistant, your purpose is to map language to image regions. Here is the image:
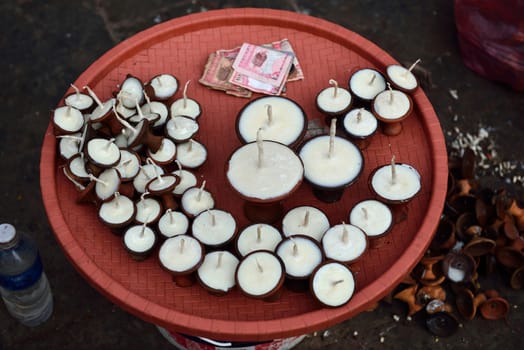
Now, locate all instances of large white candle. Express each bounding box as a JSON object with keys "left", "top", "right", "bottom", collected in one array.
[
  {"left": 149, "top": 74, "right": 178, "bottom": 100},
  {"left": 311, "top": 262, "right": 355, "bottom": 307},
  {"left": 237, "top": 96, "right": 306, "bottom": 146},
  {"left": 322, "top": 224, "right": 367, "bottom": 263},
  {"left": 371, "top": 163, "right": 421, "bottom": 202},
  {"left": 236, "top": 223, "right": 282, "bottom": 257},
  {"left": 123, "top": 224, "right": 156, "bottom": 253},
  {"left": 159, "top": 235, "right": 203, "bottom": 273},
  {"left": 157, "top": 209, "right": 189, "bottom": 238},
  {"left": 227, "top": 141, "right": 303, "bottom": 200},
  {"left": 192, "top": 209, "right": 237, "bottom": 247},
  {"left": 349, "top": 200, "right": 393, "bottom": 237},
  {"left": 236, "top": 251, "right": 283, "bottom": 297},
  {"left": 276, "top": 236, "right": 323, "bottom": 278},
  {"left": 343, "top": 108, "right": 378, "bottom": 138},
  {"left": 281, "top": 206, "right": 330, "bottom": 242},
  {"left": 387, "top": 65, "right": 418, "bottom": 91},
  {"left": 349, "top": 68, "right": 386, "bottom": 100},
  {"left": 197, "top": 251, "right": 239, "bottom": 293}
]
